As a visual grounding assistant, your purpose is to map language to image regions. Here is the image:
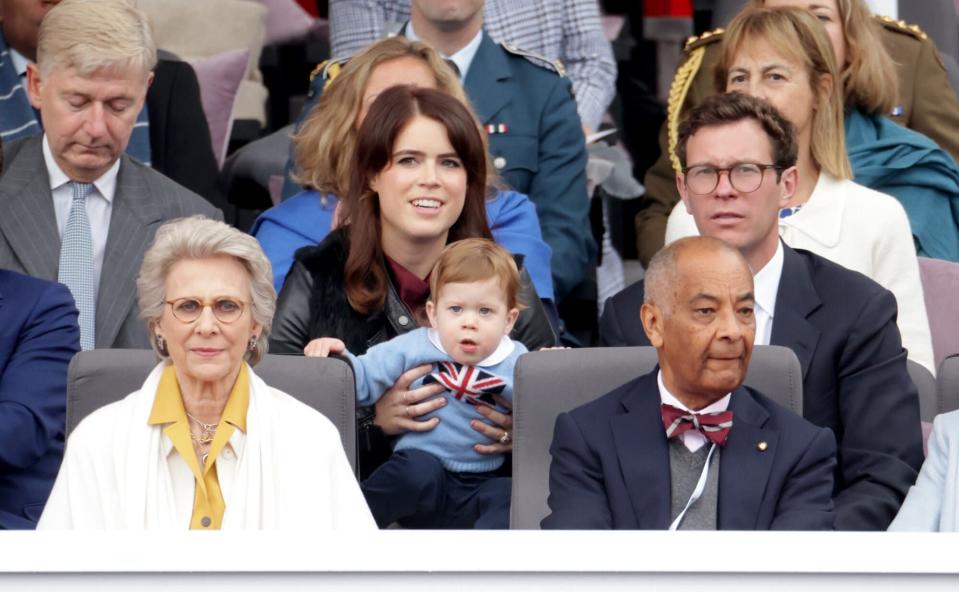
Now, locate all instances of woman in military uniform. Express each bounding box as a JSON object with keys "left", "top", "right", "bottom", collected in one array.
[{"left": 635, "top": 0, "right": 959, "bottom": 265}]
